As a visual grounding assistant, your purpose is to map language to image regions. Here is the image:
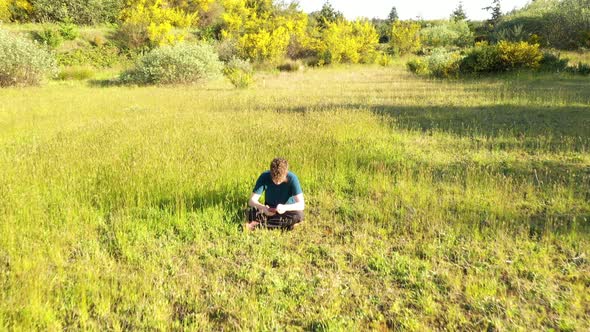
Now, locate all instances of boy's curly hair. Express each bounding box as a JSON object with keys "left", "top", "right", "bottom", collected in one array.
[{"left": 270, "top": 158, "right": 289, "bottom": 182}]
